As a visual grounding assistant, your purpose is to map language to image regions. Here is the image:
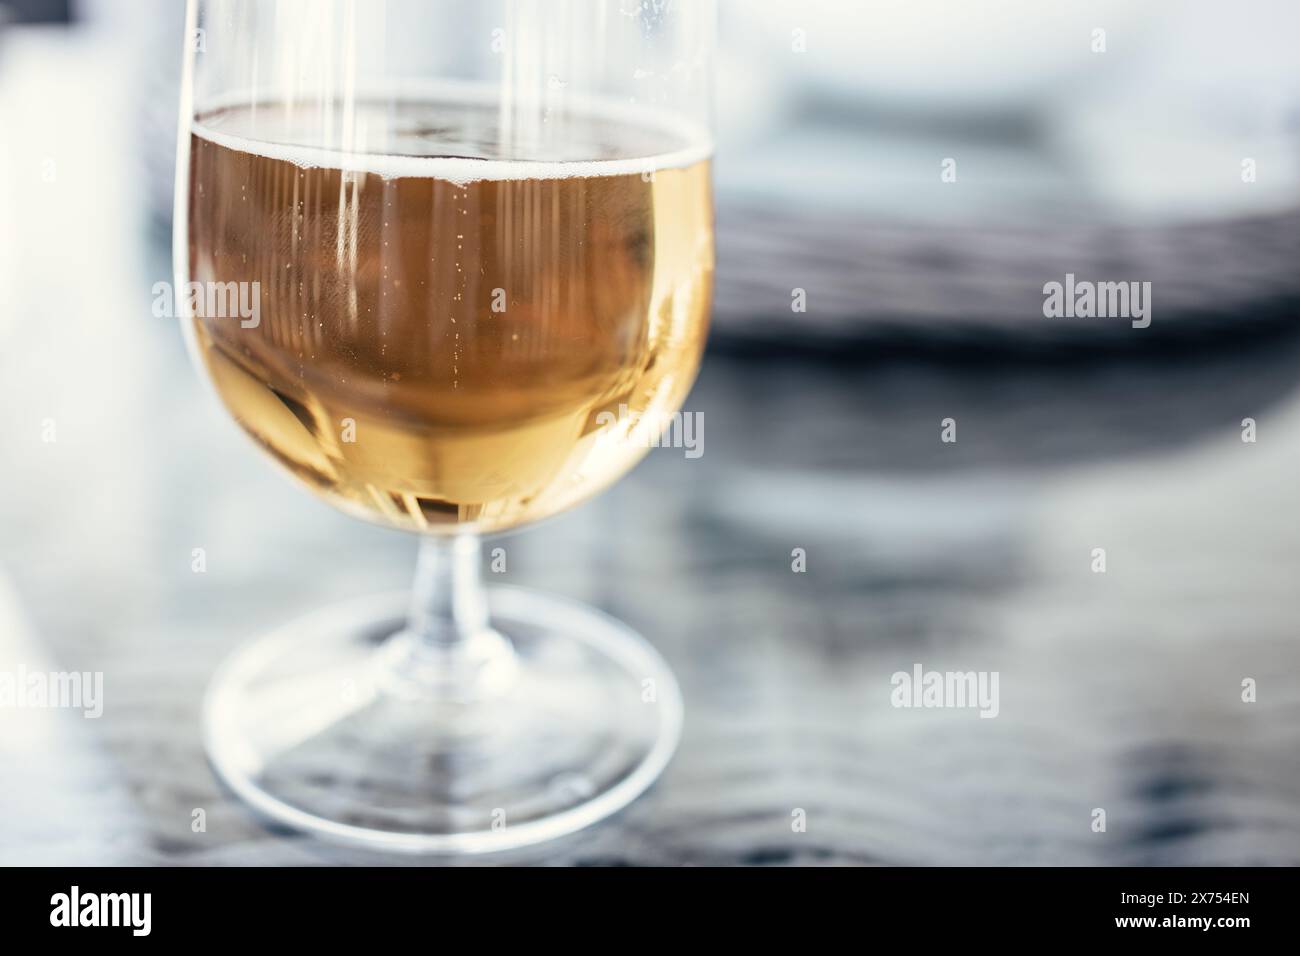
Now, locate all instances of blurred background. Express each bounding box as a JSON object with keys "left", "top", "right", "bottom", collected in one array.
[{"left": 2, "top": 0, "right": 1300, "bottom": 864}]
